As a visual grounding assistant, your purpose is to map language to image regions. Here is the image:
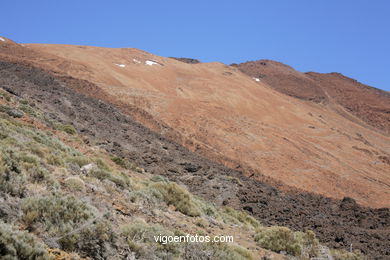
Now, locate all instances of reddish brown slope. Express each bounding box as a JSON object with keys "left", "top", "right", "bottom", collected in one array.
[
  {"left": 1, "top": 39, "right": 390, "bottom": 208},
  {"left": 232, "top": 60, "right": 328, "bottom": 103},
  {"left": 306, "top": 72, "right": 390, "bottom": 134},
  {"left": 235, "top": 60, "right": 390, "bottom": 135}
]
